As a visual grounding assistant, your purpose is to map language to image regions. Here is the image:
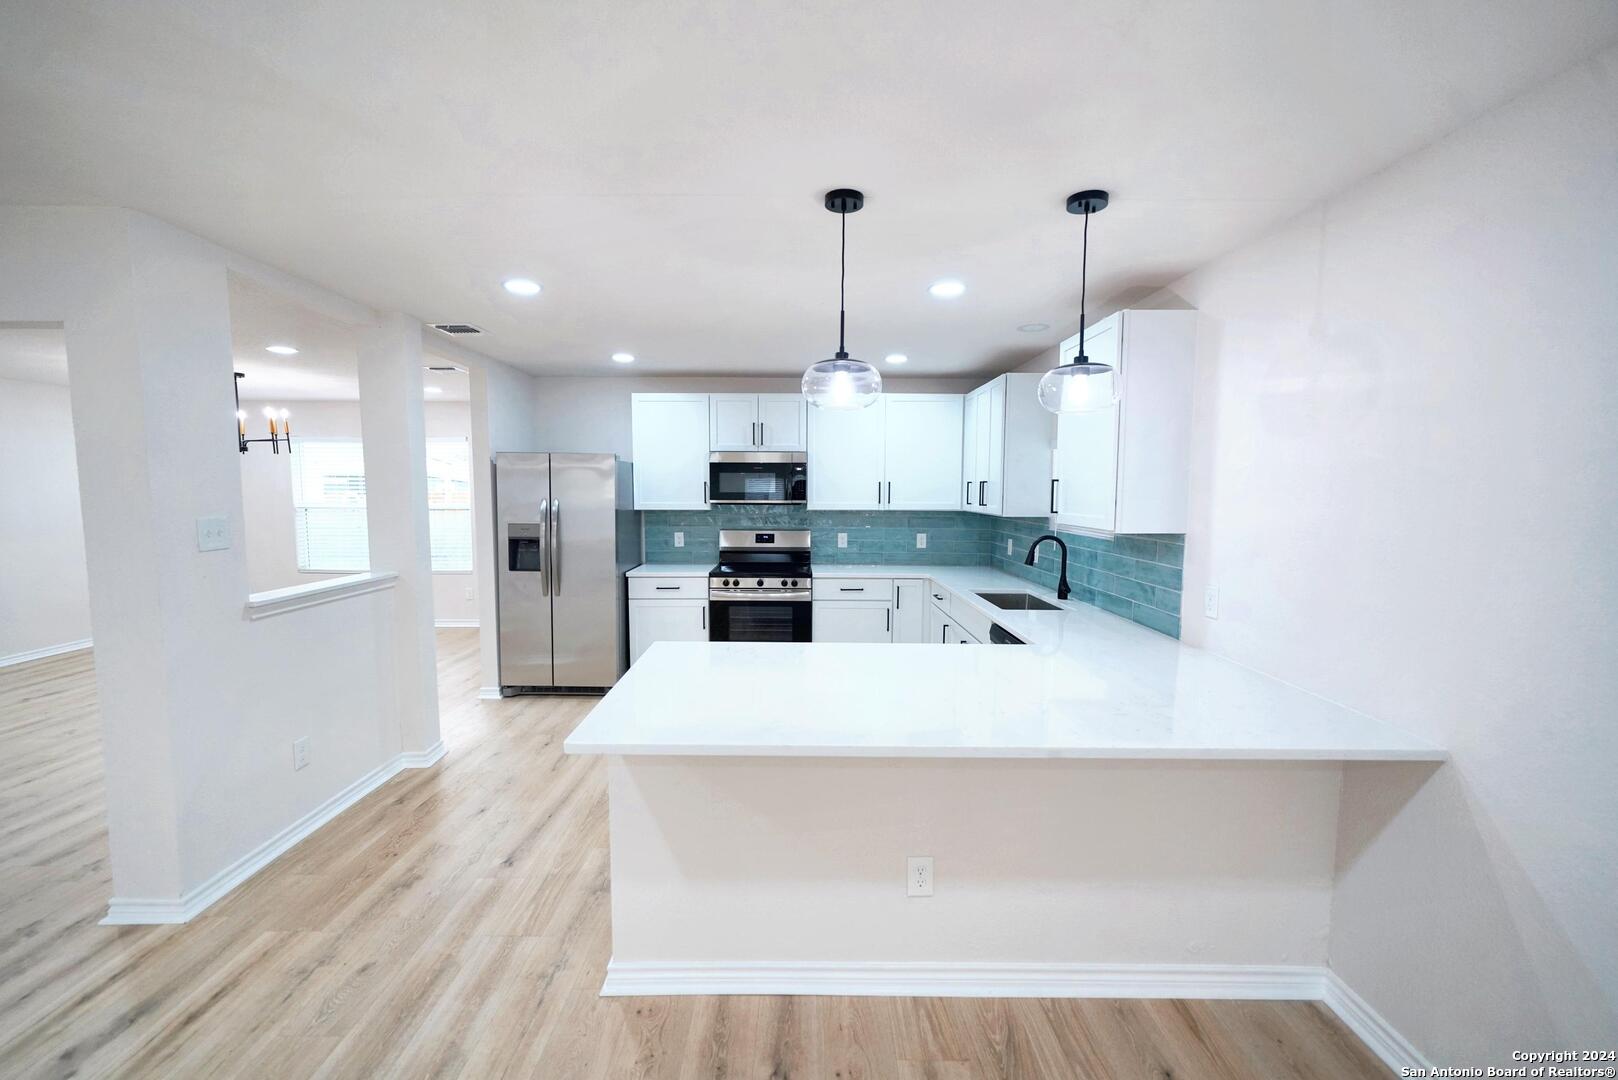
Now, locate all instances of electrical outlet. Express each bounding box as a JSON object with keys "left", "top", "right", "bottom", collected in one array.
[
  {"left": 673, "top": 531, "right": 685, "bottom": 548},
  {"left": 195, "top": 514, "right": 230, "bottom": 552},
  {"left": 464, "top": 586, "right": 473, "bottom": 600},
  {"left": 837, "top": 532, "right": 848, "bottom": 548},
  {"left": 292, "top": 736, "right": 310, "bottom": 771},
  {"left": 1203, "top": 585, "right": 1220, "bottom": 619},
  {"left": 915, "top": 532, "right": 927, "bottom": 549},
  {"left": 907, "top": 855, "right": 934, "bottom": 897}
]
